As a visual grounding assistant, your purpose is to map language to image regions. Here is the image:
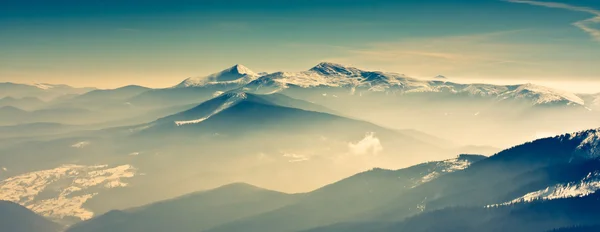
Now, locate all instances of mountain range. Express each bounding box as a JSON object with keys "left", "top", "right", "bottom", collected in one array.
[
  {"left": 63, "top": 128, "right": 600, "bottom": 232},
  {"left": 243, "top": 62, "right": 587, "bottom": 107},
  {"left": 0, "top": 82, "right": 94, "bottom": 101},
  {"left": 3, "top": 63, "right": 596, "bottom": 108},
  {"left": 1, "top": 63, "right": 600, "bottom": 232},
  {"left": 2, "top": 63, "right": 596, "bottom": 146},
  {"left": 0, "top": 87, "right": 455, "bottom": 223},
  {"left": 65, "top": 155, "right": 486, "bottom": 232}
]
